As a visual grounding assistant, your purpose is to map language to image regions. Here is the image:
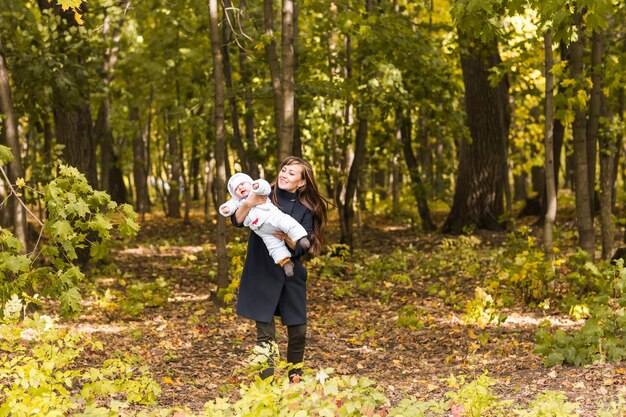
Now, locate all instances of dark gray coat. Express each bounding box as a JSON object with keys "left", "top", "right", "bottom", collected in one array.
[{"left": 234, "top": 187, "right": 313, "bottom": 325}]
